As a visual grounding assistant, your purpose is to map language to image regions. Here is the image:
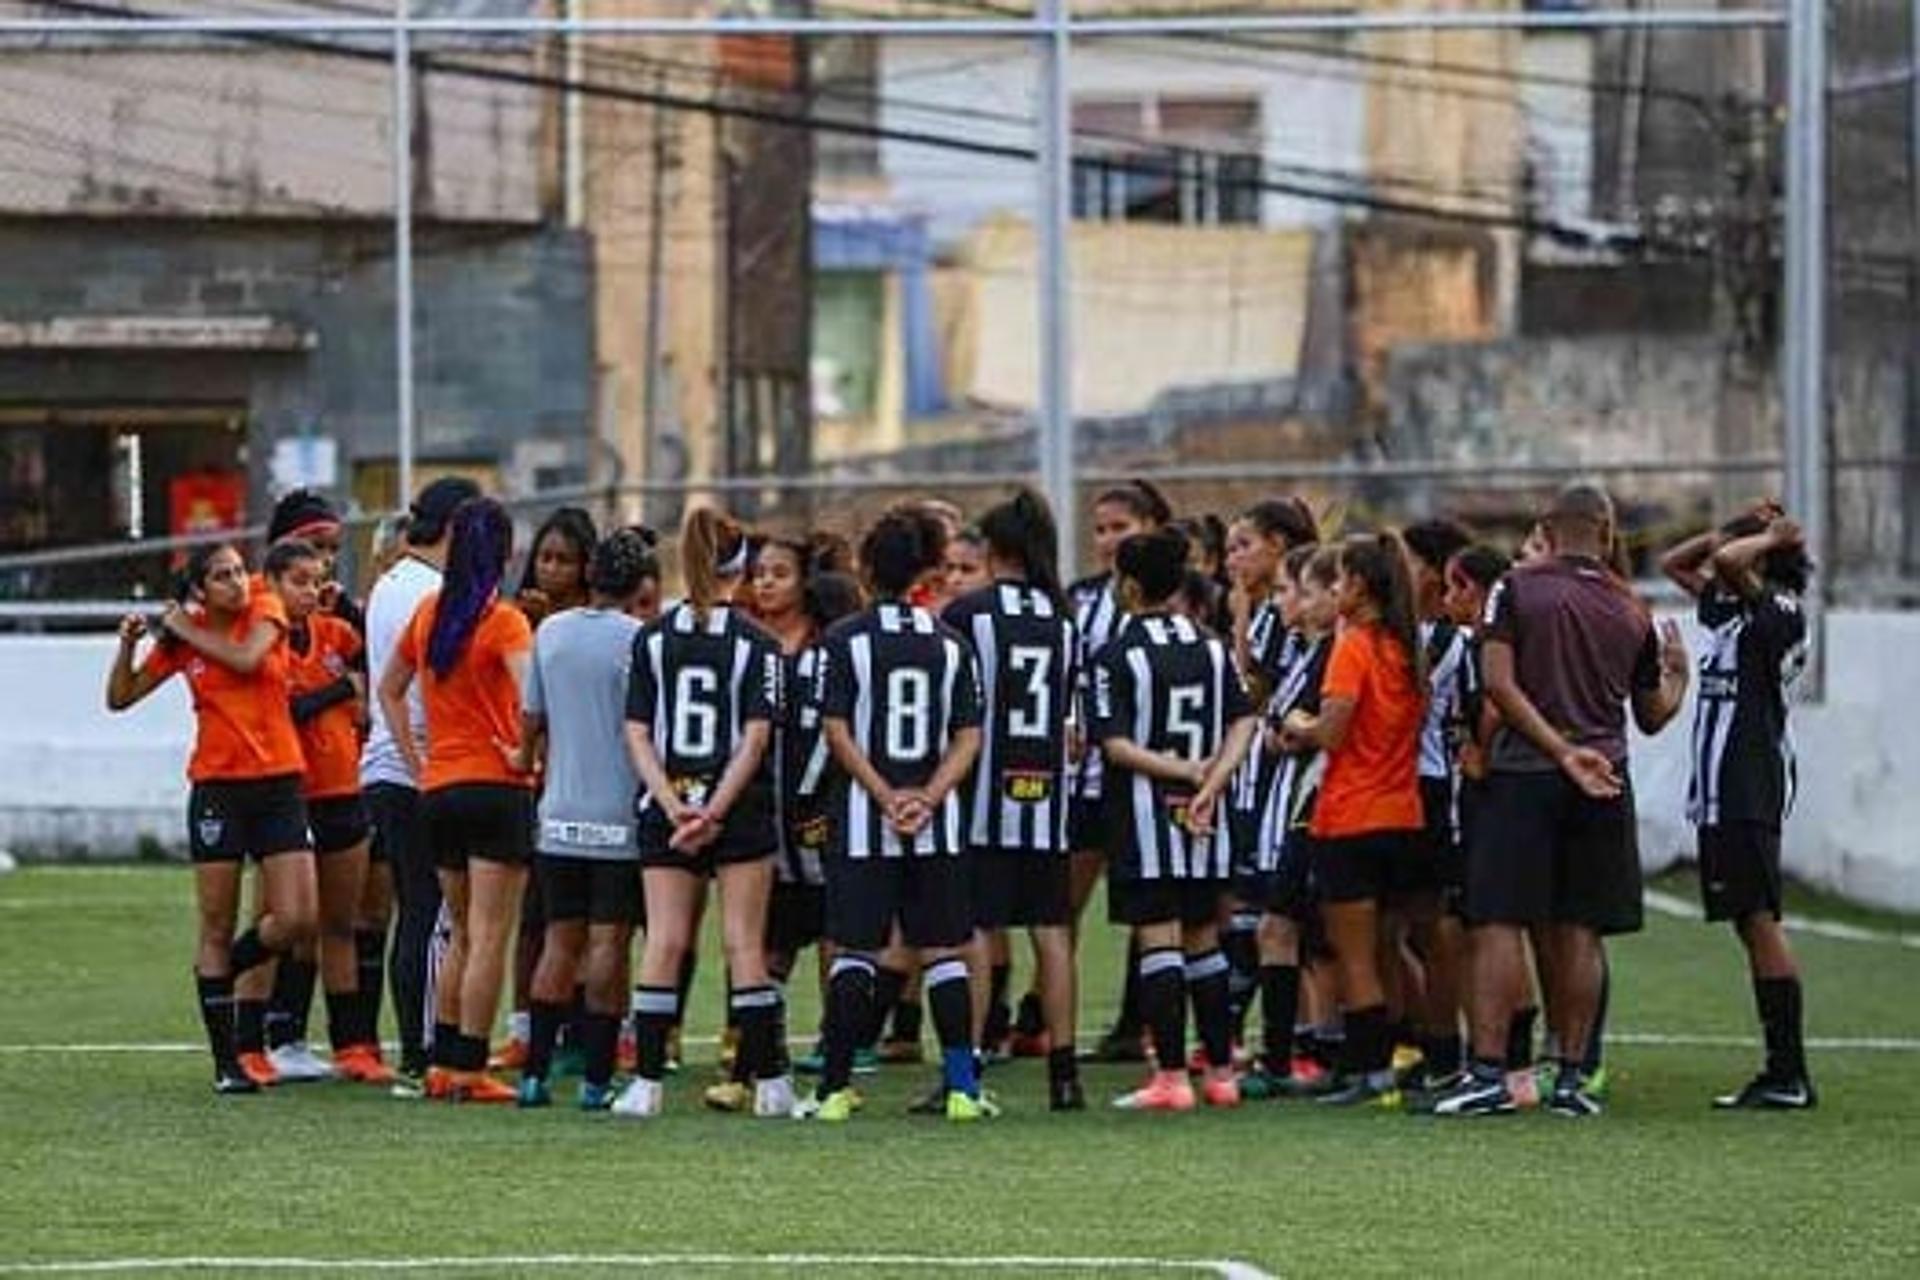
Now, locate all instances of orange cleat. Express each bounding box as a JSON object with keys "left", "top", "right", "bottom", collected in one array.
[
  {"left": 448, "top": 1071, "right": 517, "bottom": 1105},
  {"left": 424, "top": 1066, "right": 455, "bottom": 1100},
  {"left": 236, "top": 1051, "right": 279, "bottom": 1089},
  {"left": 1111, "top": 1069, "right": 1197, "bottom": 1112},
  {"left": 332, "top": 1044, "right": 397, "bottom": 1085},
  {"left": 488, "top": 1038, "right": 530, "bottom": 1072},
  {"left": 1201, "top": 1068, "right": 1241, "bottom": 1109}
]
